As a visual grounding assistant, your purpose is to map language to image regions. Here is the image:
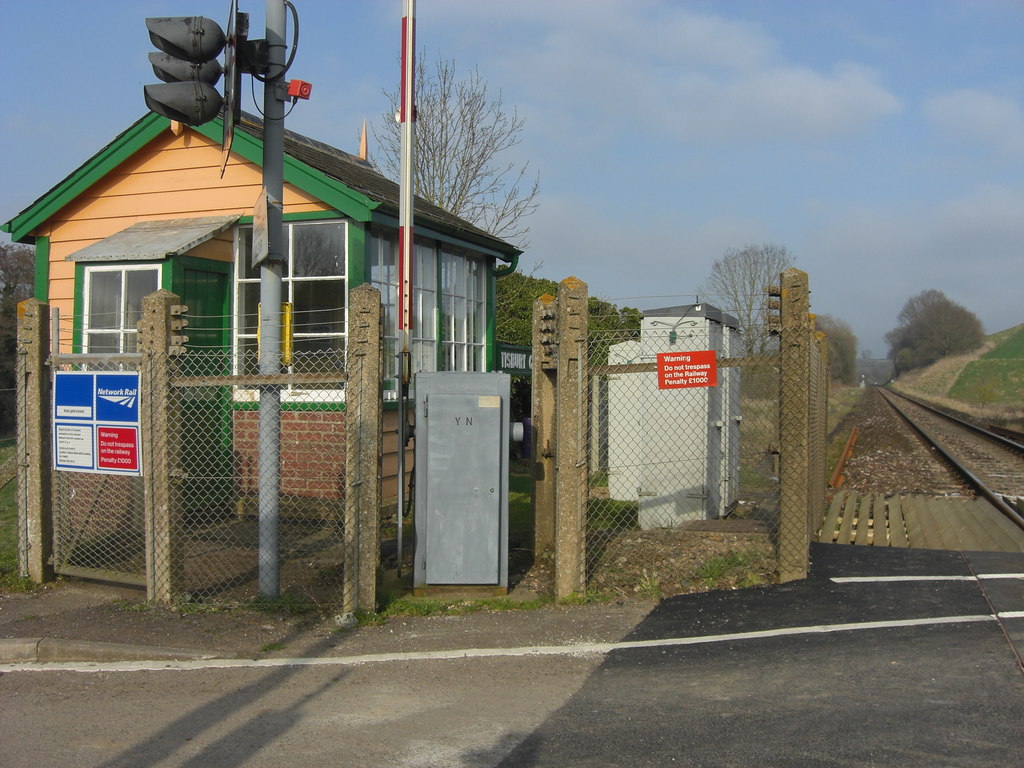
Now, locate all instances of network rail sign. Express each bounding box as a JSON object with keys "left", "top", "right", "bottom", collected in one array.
[{"left": 52, "top": 371, "right": 142, "bottom": 475}]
